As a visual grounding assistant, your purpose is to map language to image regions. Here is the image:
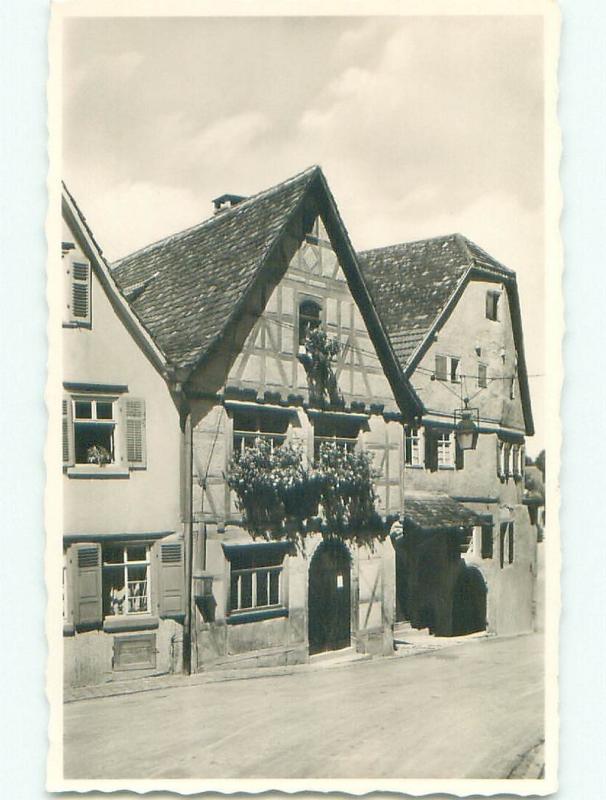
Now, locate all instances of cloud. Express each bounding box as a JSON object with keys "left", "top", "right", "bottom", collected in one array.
[{"left": 62, "top": 15, "right": 546, "bottom": 449}]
